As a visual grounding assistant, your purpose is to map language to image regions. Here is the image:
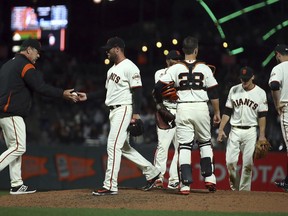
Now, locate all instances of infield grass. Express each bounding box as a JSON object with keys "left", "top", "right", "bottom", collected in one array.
[{"left": 0, "top": 207, "right": 287, "bottom": 216}]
